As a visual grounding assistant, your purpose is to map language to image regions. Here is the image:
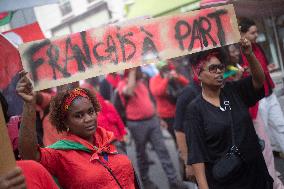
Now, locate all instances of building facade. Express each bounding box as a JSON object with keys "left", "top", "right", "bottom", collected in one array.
[{"left": 34, "top": 0, "right": 126, "bottom": 38}]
